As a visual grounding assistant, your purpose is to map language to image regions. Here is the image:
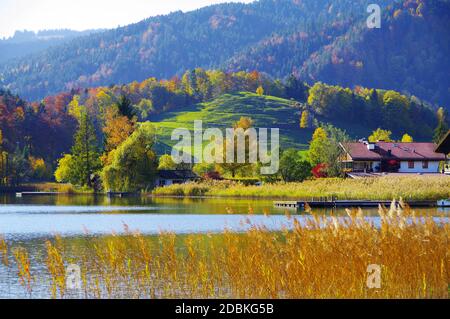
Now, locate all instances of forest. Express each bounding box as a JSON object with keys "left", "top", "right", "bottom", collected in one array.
[
  {"left": 1, "top": 68, "right": 447, "bottom": 189},
  {"left": 1, "top": 0, "right": 448, "bottom": 110}
]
